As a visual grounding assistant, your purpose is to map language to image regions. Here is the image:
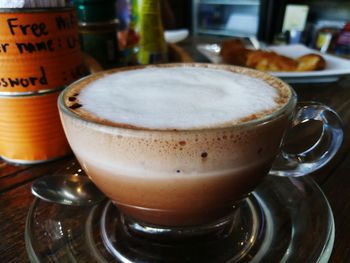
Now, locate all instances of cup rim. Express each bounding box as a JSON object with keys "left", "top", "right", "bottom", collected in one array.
[{"left": 58, "top": 63, "right": 297, "bottom": 133}]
